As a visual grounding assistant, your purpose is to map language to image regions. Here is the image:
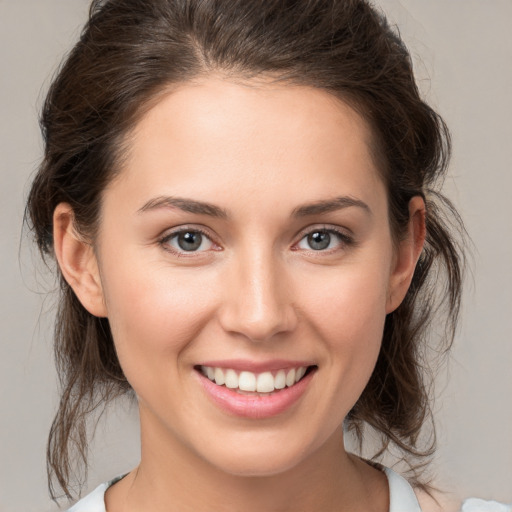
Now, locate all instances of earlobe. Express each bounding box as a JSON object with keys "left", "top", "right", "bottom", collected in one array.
[
  {"left": 53, "top": 203, "right": 107, "bottom": 317},
  {"left": 386, "top": 196, "right": 426, "bottom": 314}
]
